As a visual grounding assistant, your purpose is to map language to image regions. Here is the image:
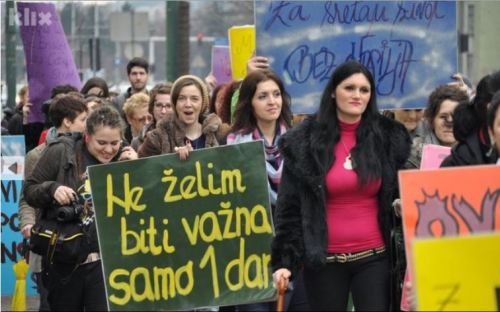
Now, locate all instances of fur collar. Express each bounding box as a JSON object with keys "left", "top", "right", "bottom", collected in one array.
[
  {"left": 280, "top": 114, "right": 410, "bottom": 184},
  {"left": 155, "top": 113, "right": 225, "bottom": 147},
  {"left": 279, "top": 116, "right": 329, "bottom": 185}
]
